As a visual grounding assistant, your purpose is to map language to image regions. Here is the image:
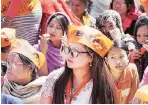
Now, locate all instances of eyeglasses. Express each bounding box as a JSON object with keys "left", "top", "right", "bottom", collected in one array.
[
  {"left": 6, "top": 61, "right": 24, "bottom": 69},
  {"left": 61, "top": 46, "right": 89, "bottom": 57}
]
